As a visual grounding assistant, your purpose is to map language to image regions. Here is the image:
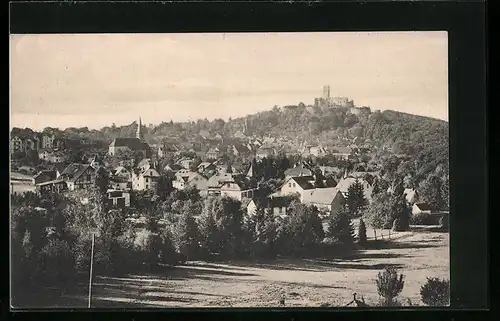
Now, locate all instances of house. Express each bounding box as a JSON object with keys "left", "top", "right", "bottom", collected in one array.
[
  {"left": 207, "top": 173, "right": 234, "bottom": 196},
  {"left": 131, "top": 165, "right": 160, "bottom": 191},
  {"left": 274, "top": 175, "right": 315, "bottom": 200},
  {"left": 219, "top": 175, "right": 258, "bottom": 201},
  {"left": 206, "top": 147, "right": 221, "bottom": 160},
  {"left": 32, "top": 170, "right": 57, "bottom": 185},
  {"left": 107, "top": 189, "right": 131, "bottom": 208},
  {"left": 284, "top": 165, "right": 313, "bottom": 178},
  {"left": 38, "top": 149, "right": 50, "bottom": 161},
  {"left": 265, "top": 197, "right": 294, "bottom": 217},
  {"left": 302, "top": 187, "right": 345, "bottom": 214},
  {"left": 331, "top": 147, "right": 353, "bottom": 160},
  {"left": 110, "top": 166, "right": 132, "bottom": 190},
  {"left": 41, "top": 134, "right": 56, "bottom": 150},
  {"left": 88, "top": 155, "right": 103, "bottom": 169},
  {"left": 108, "top": 137, "right": 150, "bottom": 157},
  {"left": 412, "top": 203, "right": 434, "bottom": 215},
  {"left": 172, "top": 170, "right": 209, "bottom": 195},
  {"left": 137, "top": 158, "right": 153, "bottom": 171},
  {"left": 36, "top": 179, "right": 67, "bottom": 194},
  {"left": 11, "top": 136, "right": 23, "bottom": 153},
  {"left": 59, "top": 163, "right": 97, "bottom": 191},
  {"left": 48, "top": 151, "right": 68, "bottom": 163},
  {"left": 176, "top": 157, "right": 195, "bottom": 170}
]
